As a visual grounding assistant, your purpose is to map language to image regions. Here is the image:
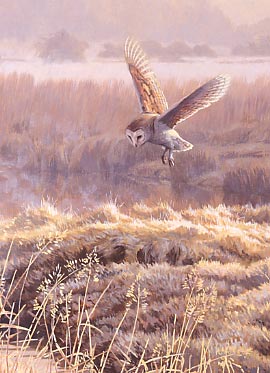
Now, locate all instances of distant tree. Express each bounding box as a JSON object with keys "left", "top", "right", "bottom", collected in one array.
[
  {"left": 159, "top": 41, "right": 217, "bottom": 61},
  {"left": 98, "top": 42, "right": 122, "bottom": 59},
  {"left": 232, "top": 36, "right": 270, "bottom": 56},
  {"left": 166, "top": 41, "right": 193, "bottom": 59},
  {"left": 193, "top": 44, "right": 217, "bottom": 57},
  {"left": 36, "top": 30, "right": 88, "bottom": 62},
  {"left": 141, "top": 40, "right": 164, "bottom": 58}
]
